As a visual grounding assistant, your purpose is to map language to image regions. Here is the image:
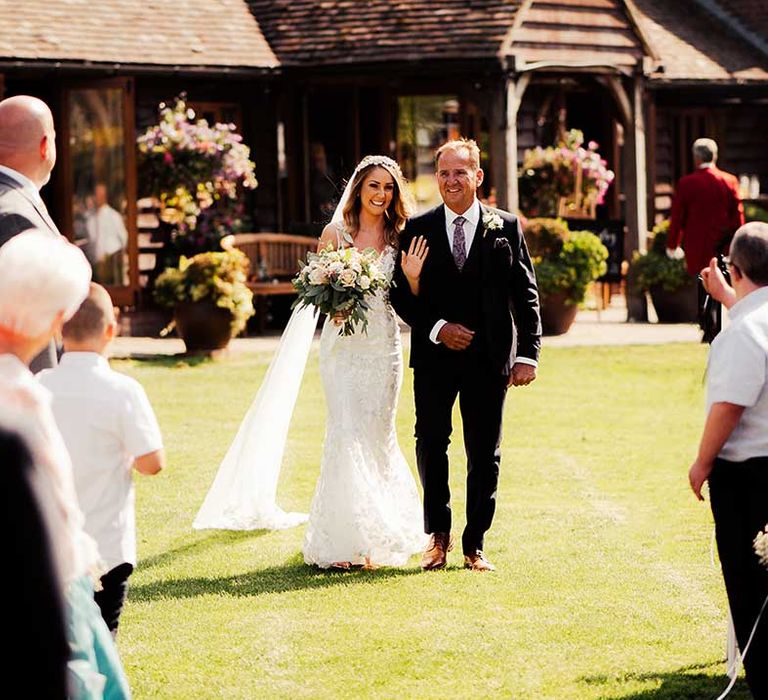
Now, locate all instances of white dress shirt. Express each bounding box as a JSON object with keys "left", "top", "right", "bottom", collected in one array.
[
  {"left": 707, "top": 286, "right": 768, "bottom": 462},
  {"left": 38, "top": 352, "right": 163, "bottom": 570},
  {"left": 428, "top": 199, "right": 537, "bottom": 368}
]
